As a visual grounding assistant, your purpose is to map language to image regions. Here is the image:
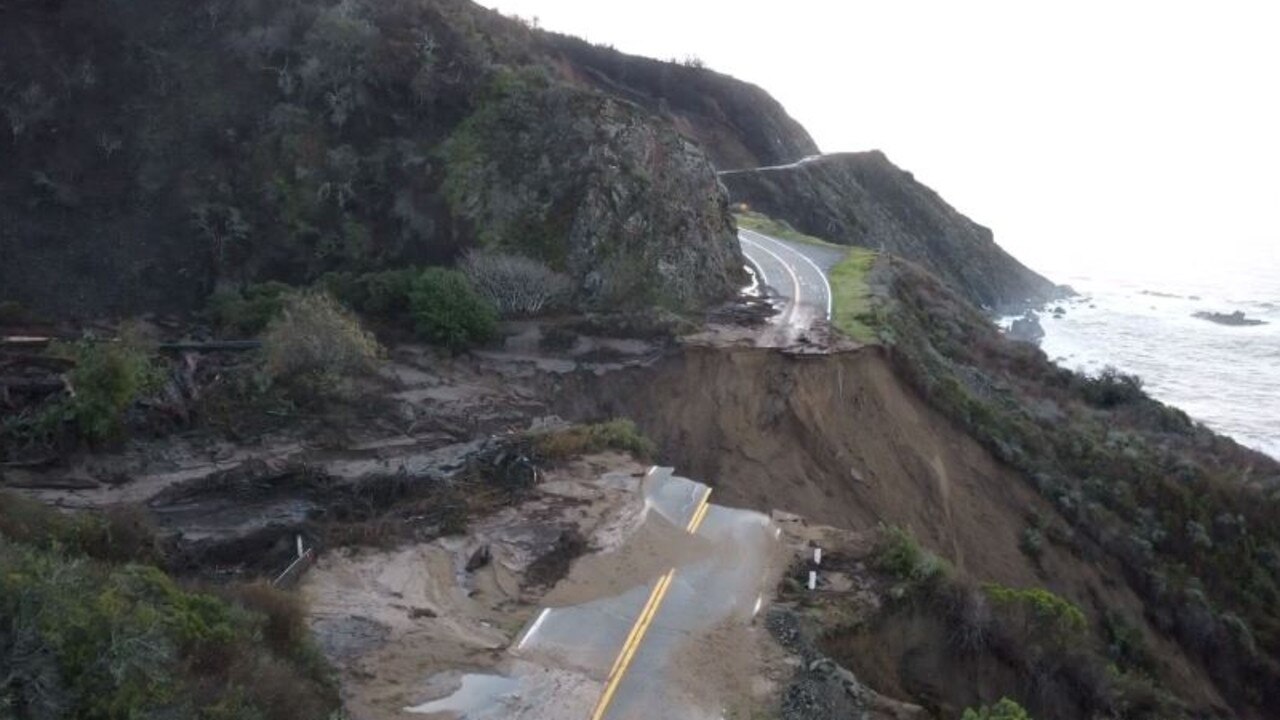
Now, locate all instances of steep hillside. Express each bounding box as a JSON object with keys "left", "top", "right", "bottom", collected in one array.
[
  {"left": 721, "top": 152, "right": 1060, "bottom": 311},
  {"left": 547, "top": 262, "right": 1280, "bottom": 717},
  {"left": 0, "top": 0, "right": 746, "bottom": 318},
  {"left": 539, "top": 33, "right": 820, "bottom": 170}
]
